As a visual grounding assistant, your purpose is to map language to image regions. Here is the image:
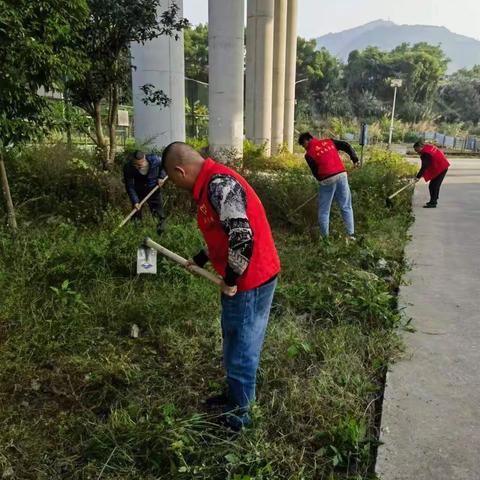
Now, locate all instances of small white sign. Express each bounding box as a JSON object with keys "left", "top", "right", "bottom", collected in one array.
[
  {"left": 118, "top": 110, "right": 129, "bottom": 127},
  {"left": 390, "top": 79, "right": 403, "bottom": 88},
  {"left": 136, "top": 247, "right": 157, "bottom": 274}
]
